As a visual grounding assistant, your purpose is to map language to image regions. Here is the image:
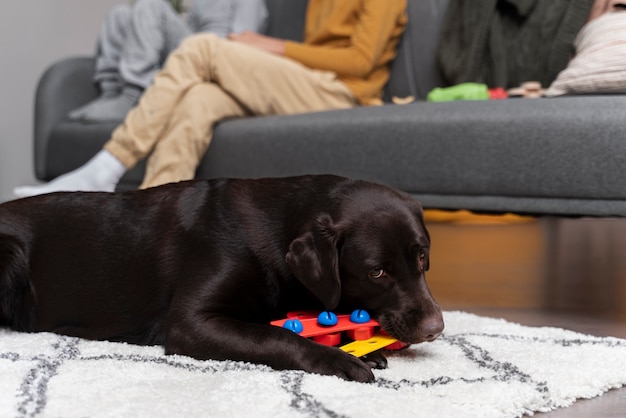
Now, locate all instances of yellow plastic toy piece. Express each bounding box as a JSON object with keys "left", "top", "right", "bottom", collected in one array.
[{"left": 340, "top": 334, "right": 398, "bottom": 357}]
